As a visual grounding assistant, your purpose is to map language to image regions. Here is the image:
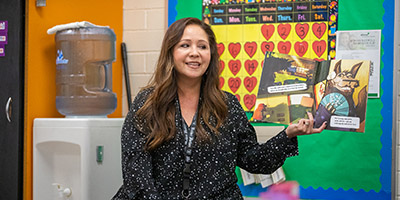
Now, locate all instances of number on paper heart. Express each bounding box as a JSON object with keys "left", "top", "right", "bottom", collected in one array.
[
  {"left": 261, "top": 41, "right": 275, "bottom": 55},
  {"left": 244, "top": 42, "right": 257, "bottom": 58},
  {"left": 219, "top": 60, "right": 225, "bottom": 75},
  {"left": 244, "top": 60, "right": 258, "bottom": 75},
  {"left": 277, "top": 24, "right": 291, "bottom": 40},
  {"left": 244, "top": 77, "right": 257, "bottom": 92},
  {"left": 217, "top": 43, "right": 225, "bottom": 57},
  {"left": 312, "top": 40, "right": 326, "bottom": 57},
  {"left": 228, "top": 60, "right": 241, "bottom": 75},
  {"left": 261, "top": 24, "right": 275, "bottom": 41},
  {"left": 294, "top": 41, "right": 309, "bottom": 57},
  {"left": 244, "top": 94, "right": 256, "bottom": 110},
  {"left": 312, "top": 23, "right": 326, "bottom": 39},
  {"left": 228, "top": 77, "right": 241, "bottom": 93},
  {"left": 228, "top": 43, "right": 241, "bottom": 59},
  {"left": 219, "top": 77, "right": 224, "bottom": 89},
  {"left": 277, "top": 41, "right": 291, "bottom": 54},
  {"left": 295, "top": 23, "right": 309, "bottom": 40}
]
